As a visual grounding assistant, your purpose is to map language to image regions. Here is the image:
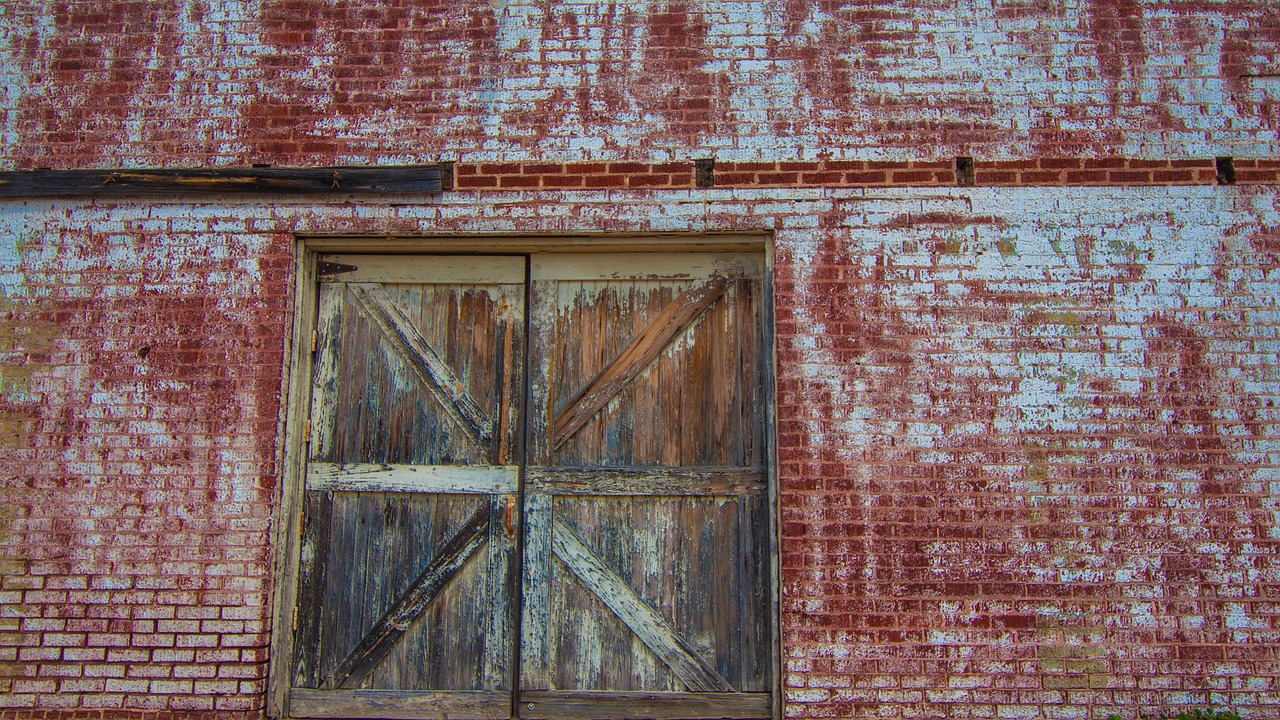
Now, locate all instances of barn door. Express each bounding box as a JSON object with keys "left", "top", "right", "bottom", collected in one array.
[
  {"left": 520, "top": 254, "right": 772, "bottom": 719},
  {"left": 289, "top": 256, "right": 524, "bottom": 719}
]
